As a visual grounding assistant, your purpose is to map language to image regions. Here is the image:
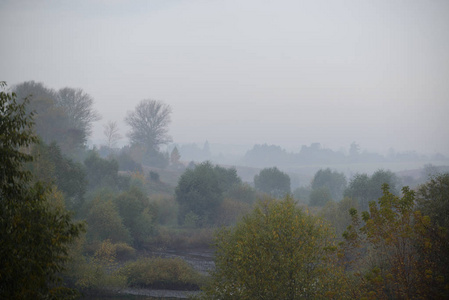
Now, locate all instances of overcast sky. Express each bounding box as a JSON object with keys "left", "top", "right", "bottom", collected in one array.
[{"left": 1, "top": 0, "right": 448, "bottom": 155}]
